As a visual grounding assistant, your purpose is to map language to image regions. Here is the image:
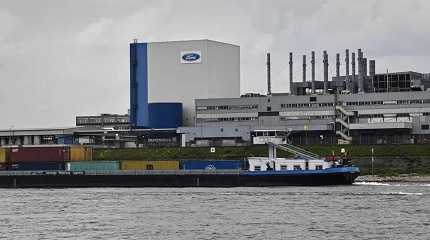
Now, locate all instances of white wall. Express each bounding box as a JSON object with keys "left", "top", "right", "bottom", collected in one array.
[{"left": 147, "top": 40, "right": 240, "bottom": 126}]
